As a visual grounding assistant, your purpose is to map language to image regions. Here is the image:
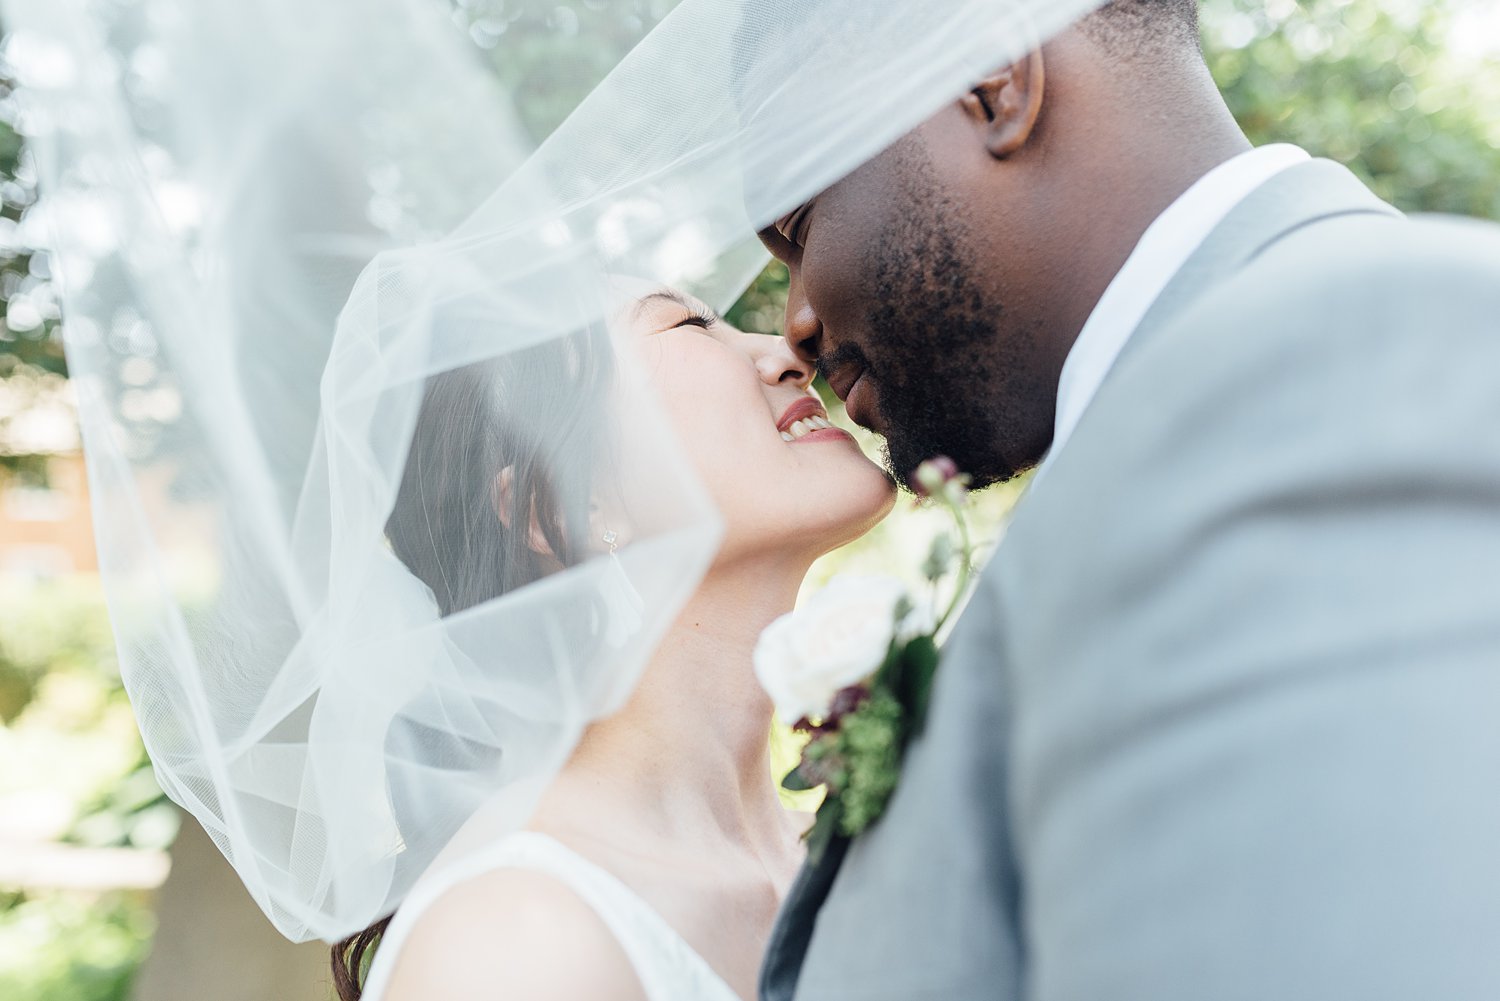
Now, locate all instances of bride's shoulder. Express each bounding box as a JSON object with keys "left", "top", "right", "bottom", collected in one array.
[{"left": 382, "top": 867, "right": 647, "bottom": 1001}]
